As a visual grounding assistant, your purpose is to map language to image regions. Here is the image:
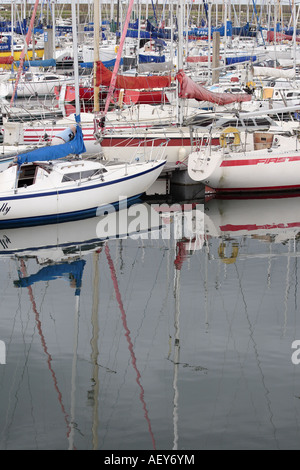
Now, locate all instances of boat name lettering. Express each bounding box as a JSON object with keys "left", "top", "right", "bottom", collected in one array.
[{"left": 0, "top": 203, "right": 11, "bottom": 216}]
